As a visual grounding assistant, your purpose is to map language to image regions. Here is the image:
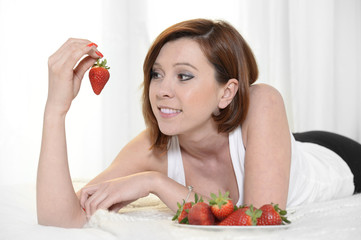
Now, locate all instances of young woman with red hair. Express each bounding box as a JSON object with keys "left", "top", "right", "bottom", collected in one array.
[{"left": 37, "top": 19, "right": 361, "bottom": 228}]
